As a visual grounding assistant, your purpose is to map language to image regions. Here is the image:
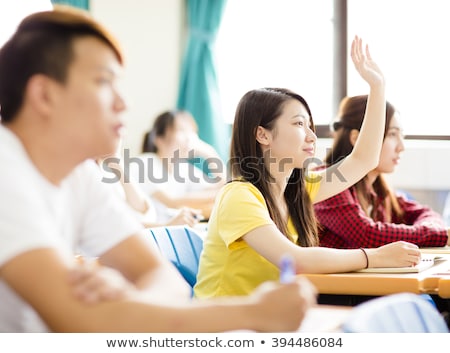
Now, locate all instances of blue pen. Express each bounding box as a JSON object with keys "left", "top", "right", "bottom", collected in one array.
[{"left": 279, "top": 254, "right": 295, "bottom": 283}]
